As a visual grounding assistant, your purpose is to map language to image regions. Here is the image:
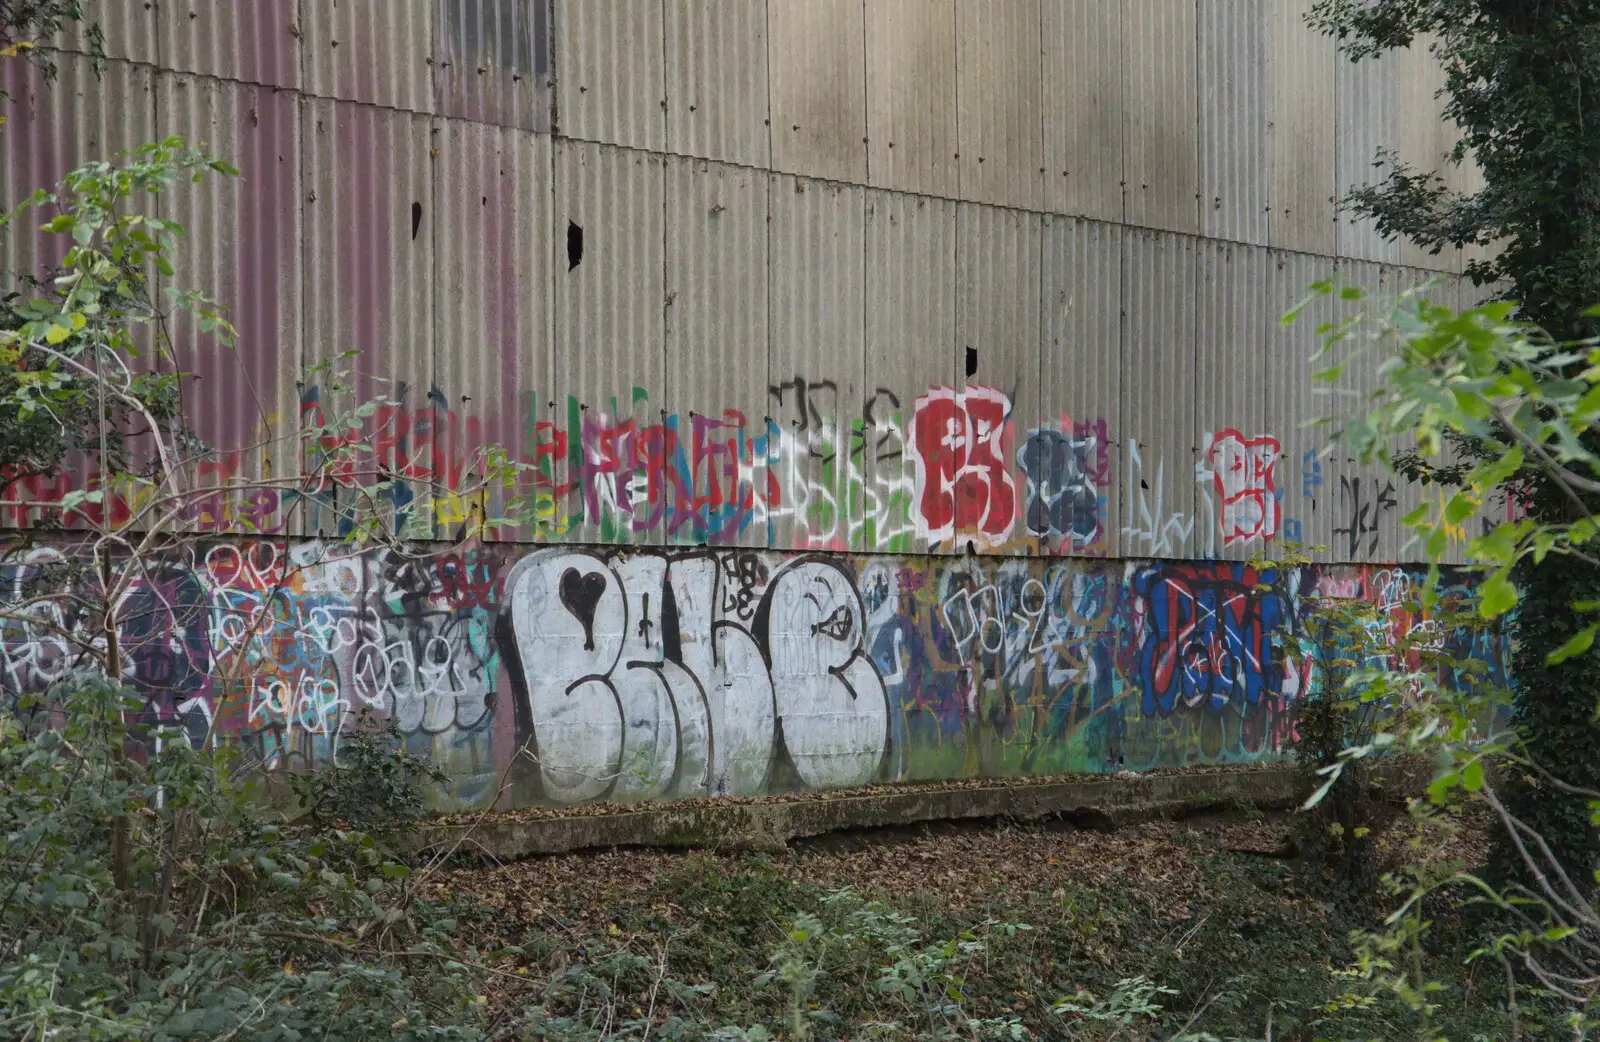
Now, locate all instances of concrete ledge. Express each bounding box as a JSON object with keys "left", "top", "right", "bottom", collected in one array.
[{"left": 420, "top": 766, "right": 1306, "bottom": 861}]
